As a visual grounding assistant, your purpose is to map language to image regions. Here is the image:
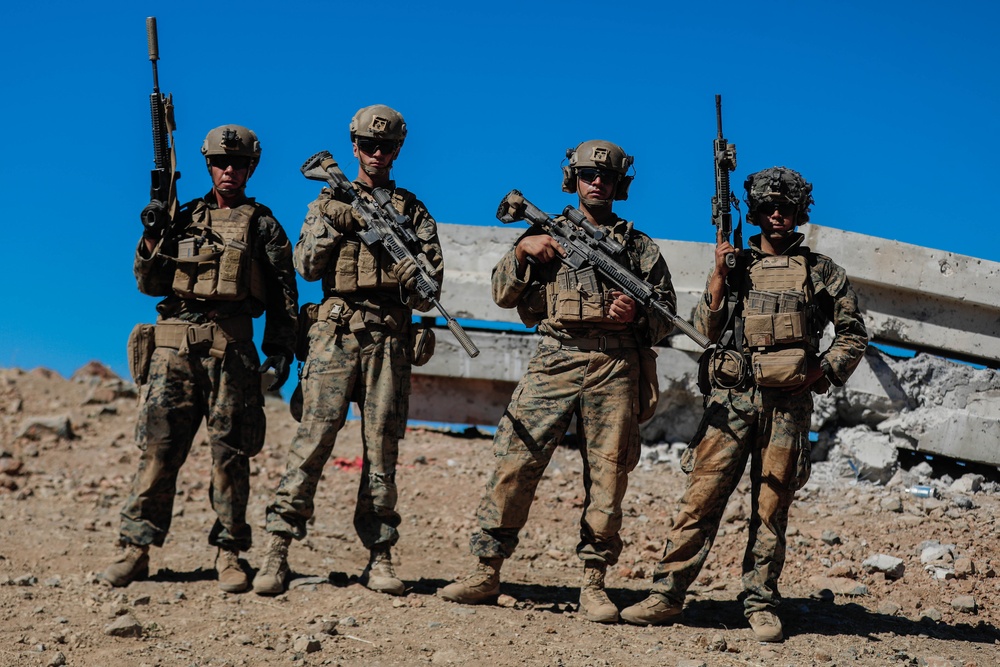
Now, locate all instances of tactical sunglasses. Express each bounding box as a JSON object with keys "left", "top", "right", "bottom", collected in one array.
[
  {"left": 208, "top": 155, "right": 251, "bottom": 170},
  {"left": 577, "top": 168, "right": 618, "bottom": 184},
  {"left": 356, "top": 138, "right": 400, "bottom": 155},
  {"left": 758, "top": 202, "right": 797, "bottom": 217}
]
